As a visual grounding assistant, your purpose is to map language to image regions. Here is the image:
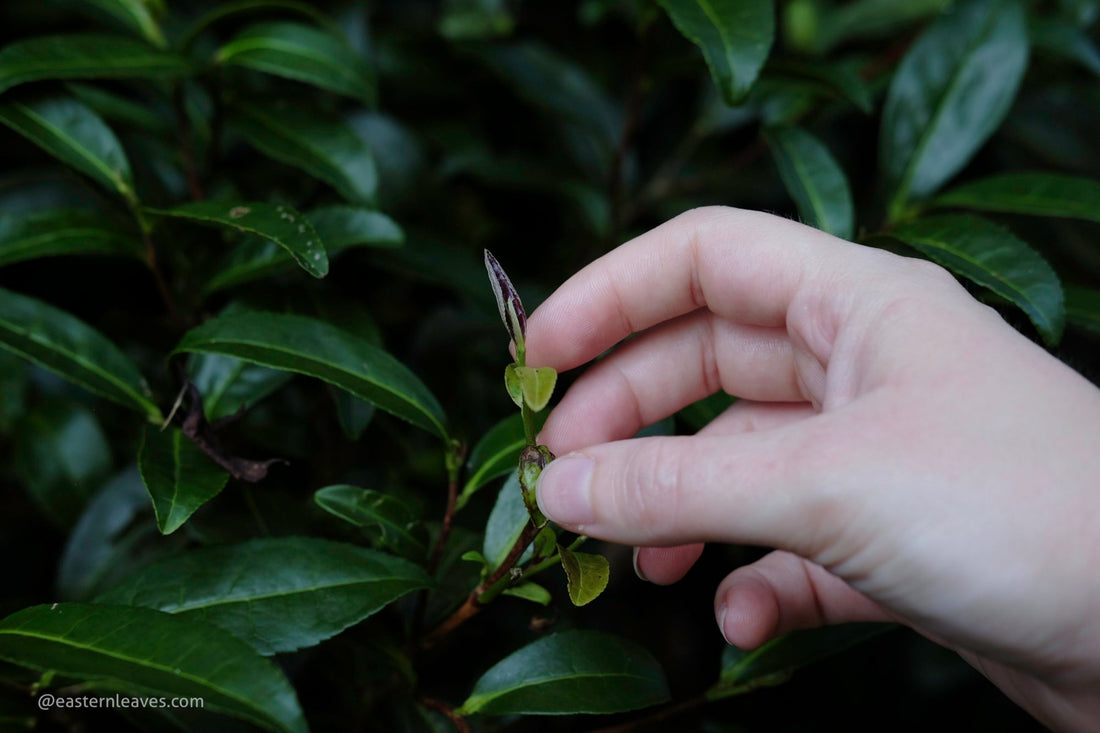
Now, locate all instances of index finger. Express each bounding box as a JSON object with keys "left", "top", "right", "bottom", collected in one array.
[{"left": 524, "top": 206, "right": 851, "bottom": 371}]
